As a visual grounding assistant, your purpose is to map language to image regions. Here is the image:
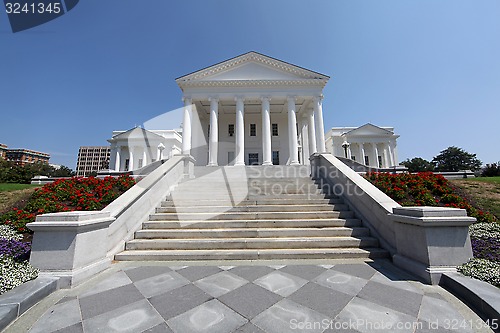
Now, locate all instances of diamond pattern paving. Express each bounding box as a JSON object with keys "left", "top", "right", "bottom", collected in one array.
[{"left": 20, "top": 261, "right": 486, "bottom": 333}]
